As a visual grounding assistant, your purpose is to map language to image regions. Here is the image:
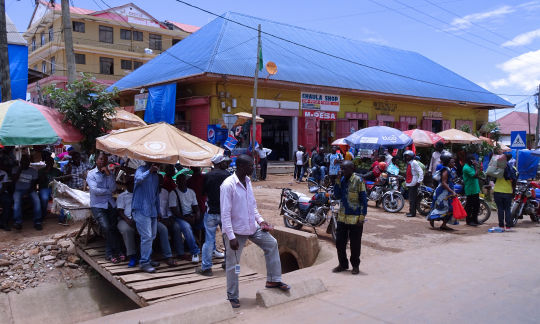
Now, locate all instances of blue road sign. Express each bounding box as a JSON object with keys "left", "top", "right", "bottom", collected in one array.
[{"left": 510, "top": 131, "right": 527, "bottom": 149}]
